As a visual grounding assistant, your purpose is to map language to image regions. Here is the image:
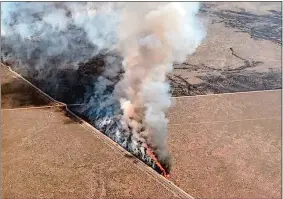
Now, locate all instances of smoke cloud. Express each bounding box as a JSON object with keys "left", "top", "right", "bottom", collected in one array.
[
  {"left": 1, "top": 2, "right": 205, "bottom": 174},
  {"left": 115, "top": 2, "right": 205, "bottom": 170},
  {"left": 1, "top": 2, "right": 120, "bottom": 71}
]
